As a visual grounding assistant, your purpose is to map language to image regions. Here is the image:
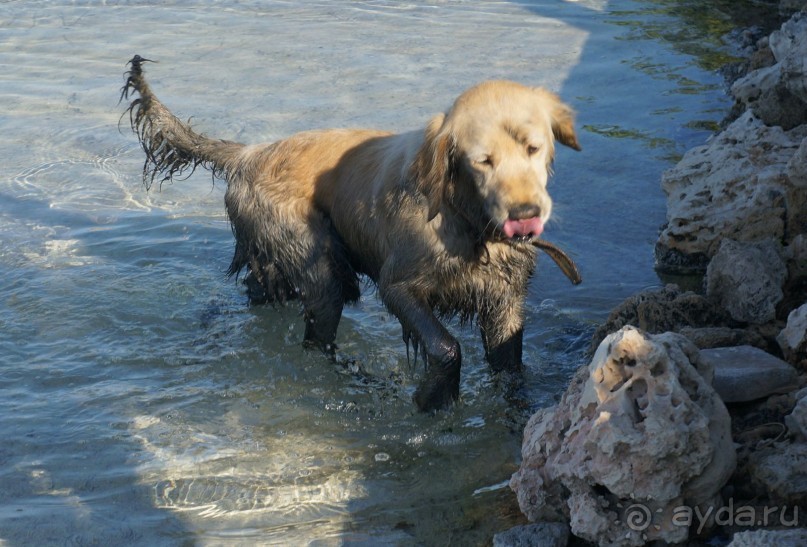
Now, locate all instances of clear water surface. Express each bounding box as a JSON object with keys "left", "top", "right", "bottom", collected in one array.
[{"left": 0, "top": 1, "right": 735, "bottom": 545}]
